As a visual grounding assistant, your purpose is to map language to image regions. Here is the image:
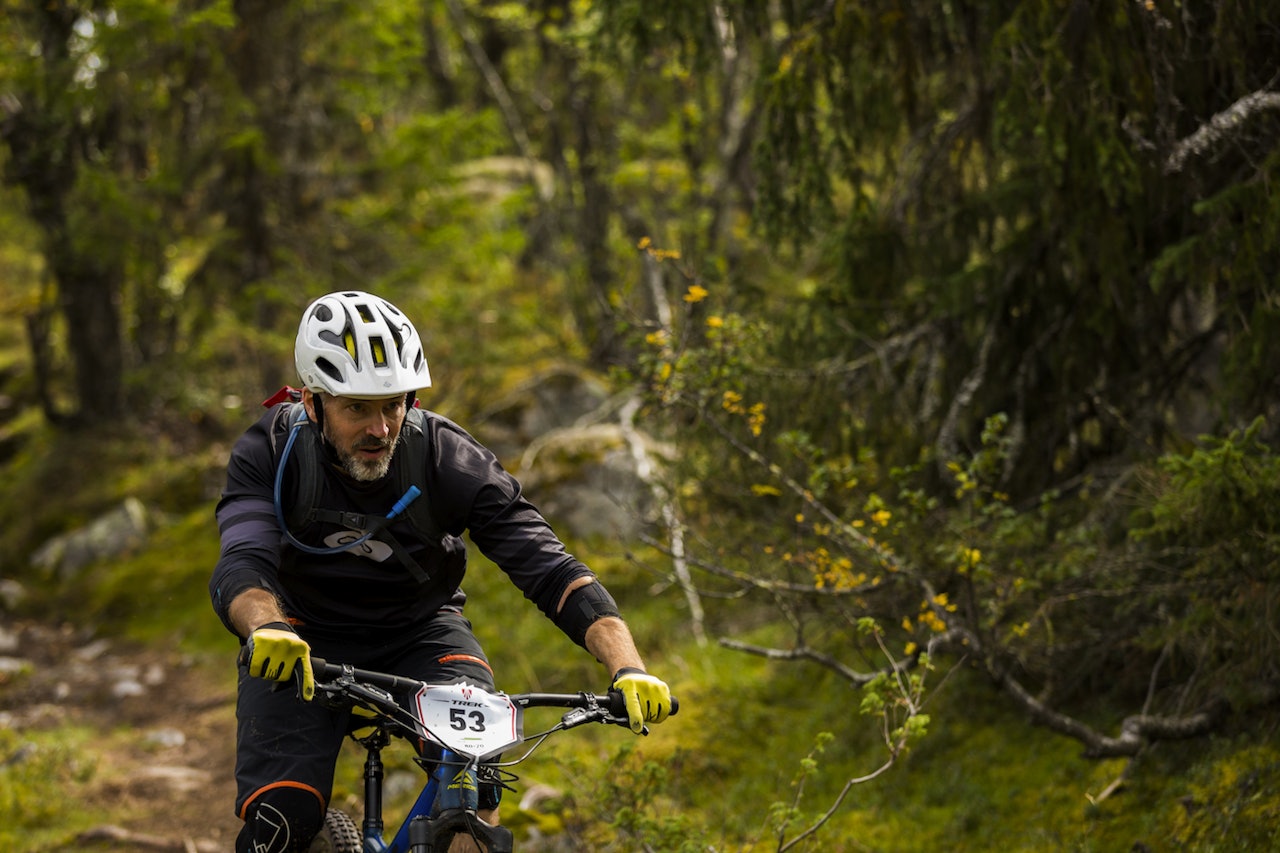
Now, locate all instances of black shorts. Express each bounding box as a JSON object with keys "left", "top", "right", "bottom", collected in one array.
[{"left": 234, "top": 610, "right": 495, "bottom": 819}]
